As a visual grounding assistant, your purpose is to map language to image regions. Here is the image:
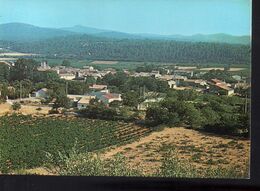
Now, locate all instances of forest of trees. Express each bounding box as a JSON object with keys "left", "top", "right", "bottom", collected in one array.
[{"left": 0, "top": 34, "right": 250, "bottom": 64}]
